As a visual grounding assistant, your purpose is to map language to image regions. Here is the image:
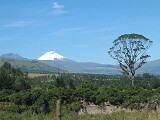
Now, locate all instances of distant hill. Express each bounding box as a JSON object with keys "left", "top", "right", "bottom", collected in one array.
[
  {"left": 37, "top": 51, "right": 120, "bottom": 75},
  {"left": 1, "top": 53, "right": 28, "bottom": 60},
  {"left": 137, "top": 59, "right": 160, "bottom": 75},
  {"left": 40, "top": 59, "right": 160, "bottom": 75},
  {"left": 0, "top": 57, "right": 64, "bottom": 74},
  {"left": 37, "top": 51, "right": 160, "bottom": 75},
  {"left": 1, "top": 52, "right": 160, "bottom": 75},
  {"left": 39, "top": 58, "right": 120, "bottom": 75}
]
